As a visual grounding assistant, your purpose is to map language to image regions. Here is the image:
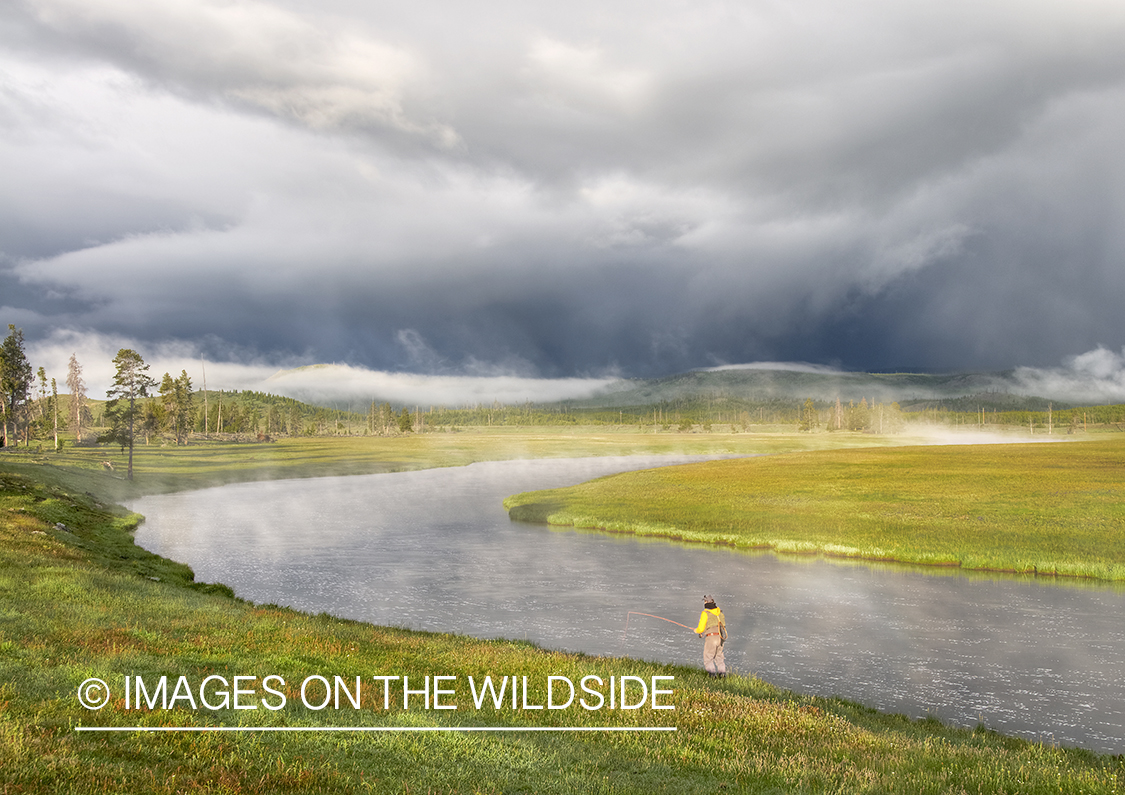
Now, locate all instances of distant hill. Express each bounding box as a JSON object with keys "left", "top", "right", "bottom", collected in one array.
[
  {"left": 259, "top": 363, "right": 1080, "bottom": 413},
  {"left": 563, "top": 368, "right": 1066, "bottom": 412}
]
